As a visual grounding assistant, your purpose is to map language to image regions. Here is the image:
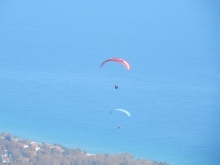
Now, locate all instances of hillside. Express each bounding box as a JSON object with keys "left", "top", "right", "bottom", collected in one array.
[{"left": 0, "top": 132, "right": 169, "bottom": 165}]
